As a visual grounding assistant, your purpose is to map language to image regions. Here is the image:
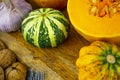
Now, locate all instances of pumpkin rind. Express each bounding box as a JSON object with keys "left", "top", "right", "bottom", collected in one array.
[
  {"left": 67, "top": 0, "right": 120, "bottom": 44},
  {"left": 33, "top": 0, "right": 67, "bottom": 10},
  {"left": 76, "top": 41, "right": 120, "bottom": 80},
  {"left": 21, "top": 8, "right": 69, "bottom": 48}
]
